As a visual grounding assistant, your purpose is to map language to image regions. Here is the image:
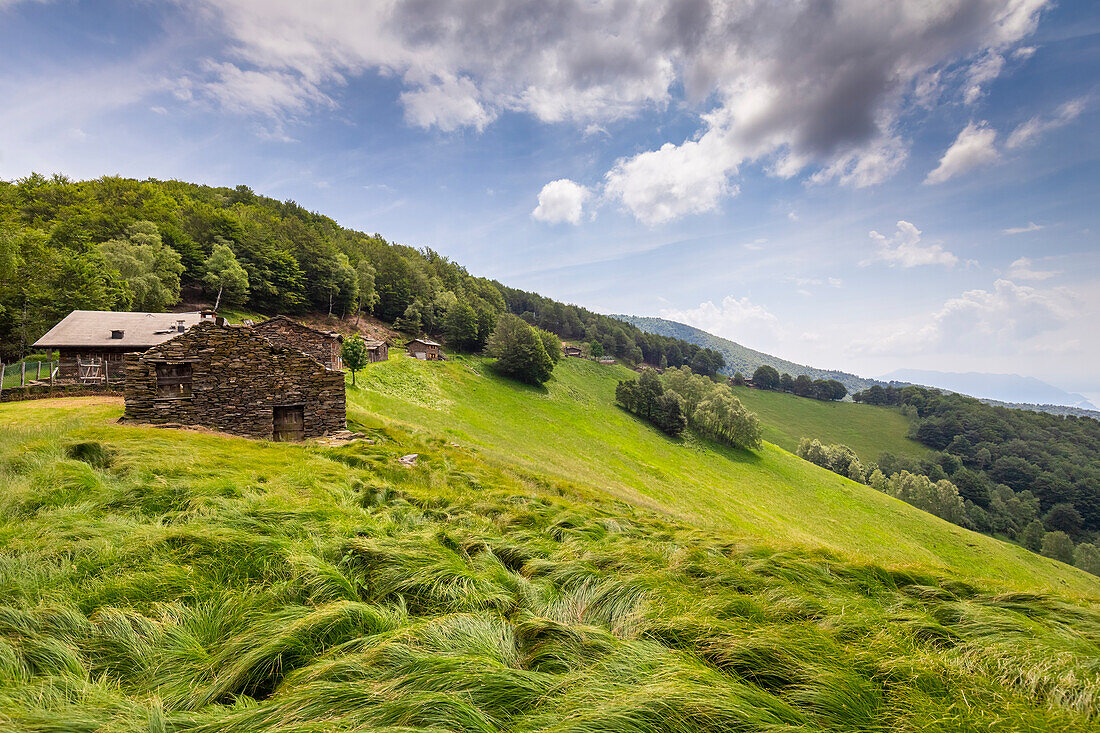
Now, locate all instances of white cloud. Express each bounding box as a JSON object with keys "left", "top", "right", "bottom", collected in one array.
[
  {"left": 1012, "top": 46, "right": 1037, "bottom": 60},
  {"left": 604, "top": 134, "right": 738, "bottom": 225},
  {"left": 660, "top": 295, "right": 779, "bottom": 343},
  {"left": 865, "top": 220, "right": 958, "bottom": 268},
  {"left": 1006, "top": 257, "right": 1059, "bottom": 281},
  {"left": 182, "top": 0, "right": 1049, "bottom": 223},
  {"left": 744, "top": 238, "right": 767, "bottom": 250},
  {"left": 1006, "top": 97, "right": 1087, "bottom": 149},
  {"left": 962, "top": 51, "right": 1005, "bottom": 104},
  {"left": 201, "top": 61, "right": 334, "bottom": 117},
  {"left": 400, "top": 75, "right": 495, "bottom": 132},
  {"left": 532, "top": 179, "right": 591, "bottom": 225},
  {"left": 855, "top": 279, "right": 1075, "bottom": 356},
  {"left": 1002, "top": 221, "right": 1043, "bottom": 234},
  {"left": 924, "top": 122, "right": 999, "bottom": 184}
]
